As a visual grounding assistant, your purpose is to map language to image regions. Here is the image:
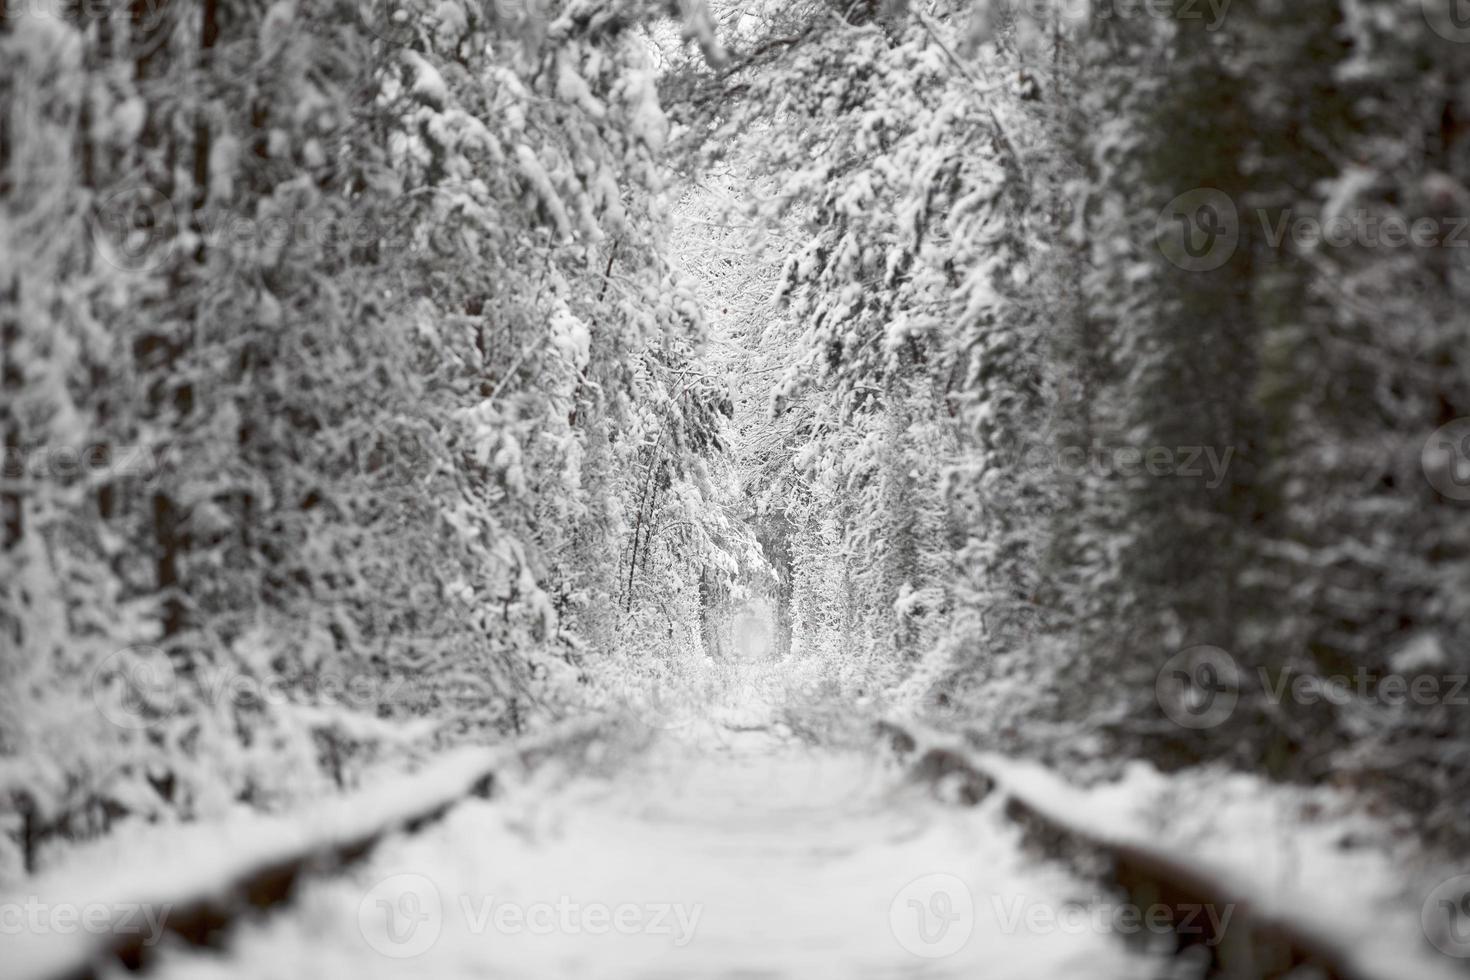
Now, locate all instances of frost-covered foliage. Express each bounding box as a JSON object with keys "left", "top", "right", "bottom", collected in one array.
[
  {"left": 666, "top": 0, "right": 1470, "bottom": 846},
  {"left": 665, "top": 0, "right": 1065, "bottom": 709},
  {"left": 5, "top": 0, "right": 1469, "bottom": 876},
  {"left": 666, "top": 170, "right": 801, "bottom": 660},
  {"left": 0, "top": 0, "right": 745, "bottom": 875},
  {"left": 1039, "top": 0, "right": 1470, "bottom": 842}
]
